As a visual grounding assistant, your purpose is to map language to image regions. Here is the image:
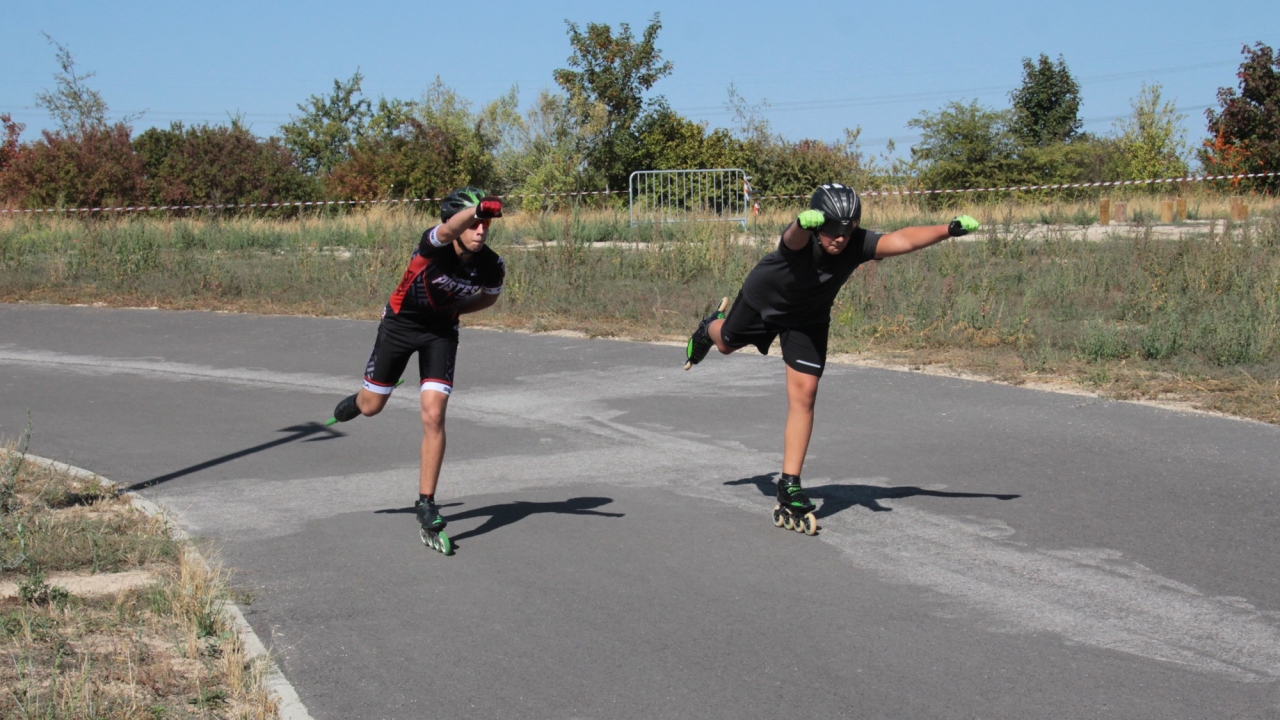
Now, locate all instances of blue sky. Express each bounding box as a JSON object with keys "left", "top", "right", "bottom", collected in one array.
[{"left": 2, "top": 0, "right": 1276, "bottom": 158}]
